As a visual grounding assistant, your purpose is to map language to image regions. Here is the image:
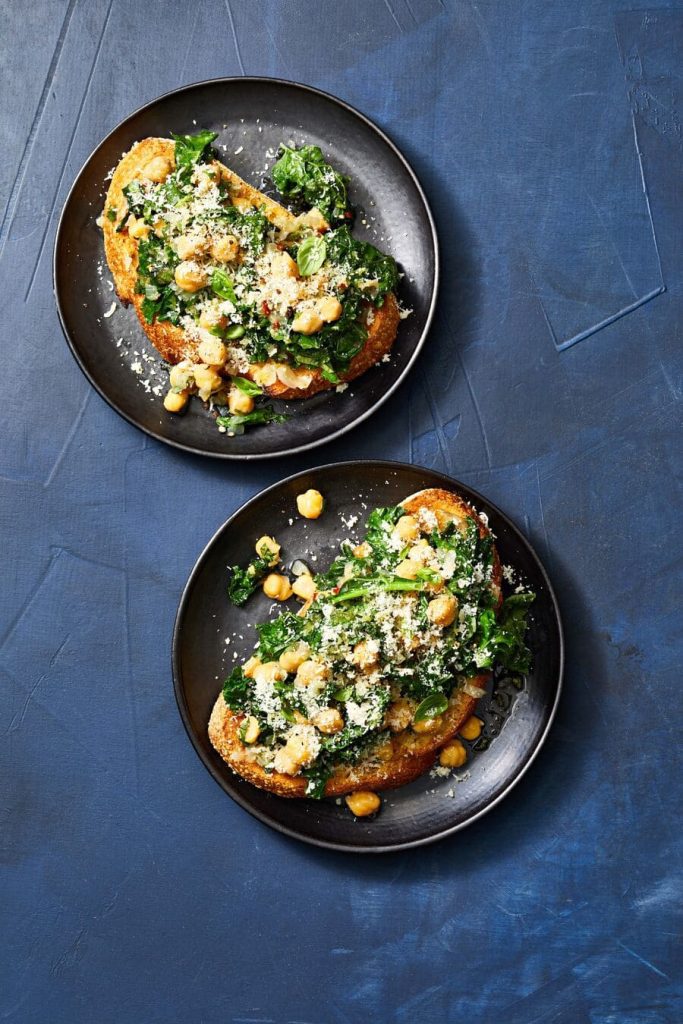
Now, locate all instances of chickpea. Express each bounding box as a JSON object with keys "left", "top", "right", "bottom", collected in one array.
[
  {"left": 439, "top": 739, "right": 468, "bottom": 768},
  {"left": 295, "top": 660, "right": 329, "bottom": 688},
  {"left": 253, "top": 662, "right": 287, "bottom": 686},
  {"left": 278, "top": 642, "right": 311, "bottom": 674},
  {"left": 273, "top": 727, "right": 318, "bottom": 774},
  {"left": 271, "top": 251, "right": 298, "bottom": 278},
  {"left": 174, "top": 261, "right": 209, "bottom": 293},
  {"left": 141, "top": 155, "right": 173, "bottom": 183},
  {"left": 198, "top": 308, "right": 227, "bottom": 333},
  {"left": 393, "top": 515, "right": 420, "bottom": 543},
  {"left": 251, "top": 363, "right": 277, "bottom": 388},
  {"left": 169, "top": 363, "right": 194, "bottom": 391},
  {"left": 228, "top": 388, "right": 254, "bottom": 415},
  {"left": 298, "top": 208, "right": 329, "bottom": 231},
  {"left": 317, "top": 296, "right": 343, "bottom": 322},
  {"left": 296, "top": 489, "right": 324, "bottom": 519},
  {"left": 384, "top": 697, "right": 415, "bottom": 733},
  {"left": 351, "top": 640, "right": 380, "bottom": 670},
  {"left": 427, "top": 593, "right": 459, "bottom": 628},
  {"left": 345, "top": 791, "right": 381, "bottom": 817},
  {"left": 273, "top": 749, "right": 299, "bottom": 776},
  {"left": 292, "top": 573, "right": 316, "bottom": 601},
  {"left": 127, "top": 216, "right": 151, "bottom": 240},
  {"left": 275, "top": 365, "right": 313, "bottom": 390},
  {"left": 353, "top": 542, "right": 371, "bottom": 559},
  {"left": 194, "top": 168, "right": 217, "bottom": 194},
  {"left": 313, "top": 708, "right": 344, "bottom": 735},
  {"left": 243, "top": 656, "right": 261, "bottom": 678},
  {"left": 175, "top": 234, "right": 207, "bottom": 260},
  {"left": 460, "top": 716, "right": 483, "bottom": 741},
  {"left": 394, "top": 559, "right": 420, "bottom": 580},
  {"left": 241, "top": 715, "right": 260, "bottom": 744},
  {"left": 412, "top": 716, "right": 442, "bottom": 734},
  {"left": 291, "top": 309, "right": 324, "bottom": 335},
  {"left": 163, "top": 389, "right": 188, "bottom": 413},
  {"left": 408, "top": 539, "right": 433, "bottom": 563},
  {"left": 193, "top": 364, "right": 223, "bottom": 400},
  {"left": 211, "top": 234, "right": 240, "bottom": 262},
  {"left": 197, "top": 337, "right": 227, "bottom": 366},
  {"left": 255, "top": 535, "right": 280, "bottom": 566},
  {"left": 262, "top": 573, "right": 292, "bottom": 601},
  {"left": 375, "top": 738, "right": 394, "bottom": 762}
]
